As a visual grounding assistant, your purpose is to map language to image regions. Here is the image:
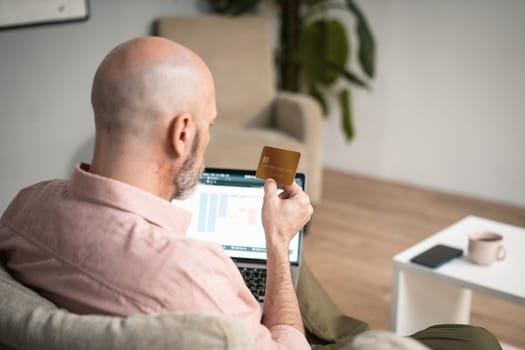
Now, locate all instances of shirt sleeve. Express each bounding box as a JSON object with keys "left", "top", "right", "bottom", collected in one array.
[
  {"left": 158, "top": 240, "right": 310, "bottom": 350},
  {"left": 269, "top": 325, "right": 311, "bottom": 349}
]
